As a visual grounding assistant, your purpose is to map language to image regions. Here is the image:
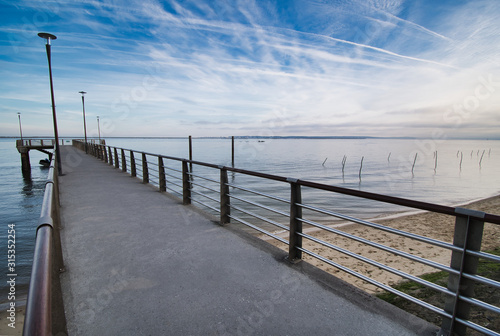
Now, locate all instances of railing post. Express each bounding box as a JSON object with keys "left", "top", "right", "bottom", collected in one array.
[
  {"left": 121, "top": 149, "right": 127, "bottom": 172},
  {"left": 287, "top": 179, "right": 302, "bottom": 263},
  {"left": 439, "top": 208, "right": 485, "bottom": 336},
  {"left": 182, "top": 160, "right": 191, "bottom": 205},
  {"left": 108, "top": 147, "right": 113, "bottom": 166},
  {"left": 103, "top": 145, "right": 108, "bottom": 163},
  {"left": 142, "top": 153, "right": 149, "bottom": 184},
  {"left": 158, "top": 156, "right": 166, "bottom": 192},
  {"left": 130, "top": 151, "right": 136, "bottom": 177},
  {"left": 114, "top": 148, "right": 119, "bottom": 169},
  {"left": 220, "top": 166, "right": 230, "bottom": 225}
]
